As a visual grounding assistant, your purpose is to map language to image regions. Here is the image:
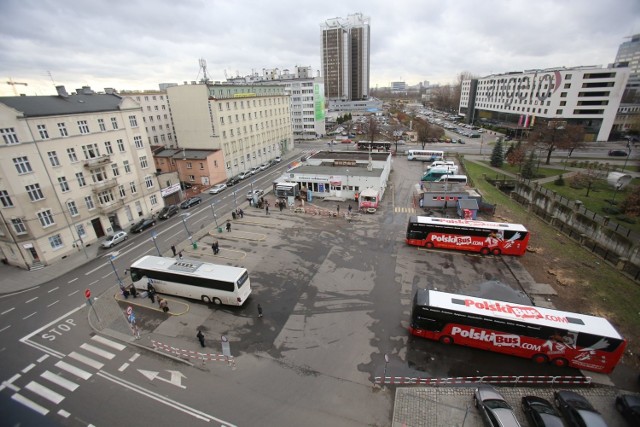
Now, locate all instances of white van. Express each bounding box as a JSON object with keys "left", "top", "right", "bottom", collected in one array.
[
  {"left": 421, "top": 167, "right": 459, "bottom": 182},
  {"left": 427, "top": 160, "right": 455, "bottom": 170},
  {"left": 434, "top": 174, "right": 468, "bottom": 184}
]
